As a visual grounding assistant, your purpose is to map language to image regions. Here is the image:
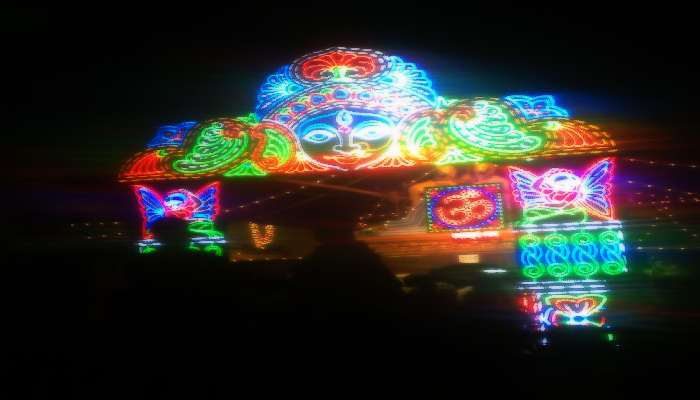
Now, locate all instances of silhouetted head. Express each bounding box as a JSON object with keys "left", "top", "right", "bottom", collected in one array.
[{"left": 150, "top": 217, "right": 191, "bottom": 251}]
